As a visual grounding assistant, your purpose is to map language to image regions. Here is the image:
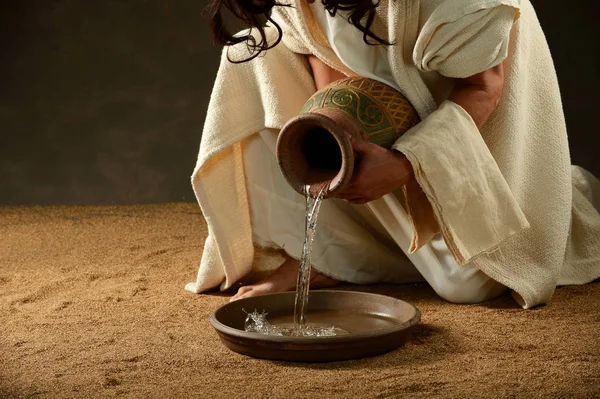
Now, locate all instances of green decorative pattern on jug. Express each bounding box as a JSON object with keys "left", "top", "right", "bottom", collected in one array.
[{"left": 301, "top": 77, "right": 420, "bottom": 148}]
